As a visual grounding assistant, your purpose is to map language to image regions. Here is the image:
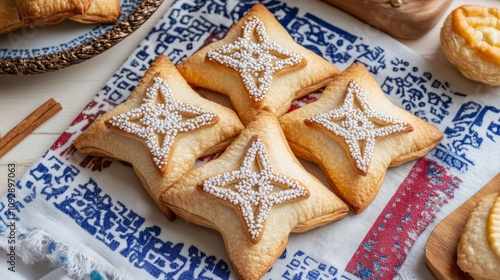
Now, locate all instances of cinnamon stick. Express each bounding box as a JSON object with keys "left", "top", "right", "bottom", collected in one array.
[{"left": 0, "top": 98, "right": 62, "bottom": 158}]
